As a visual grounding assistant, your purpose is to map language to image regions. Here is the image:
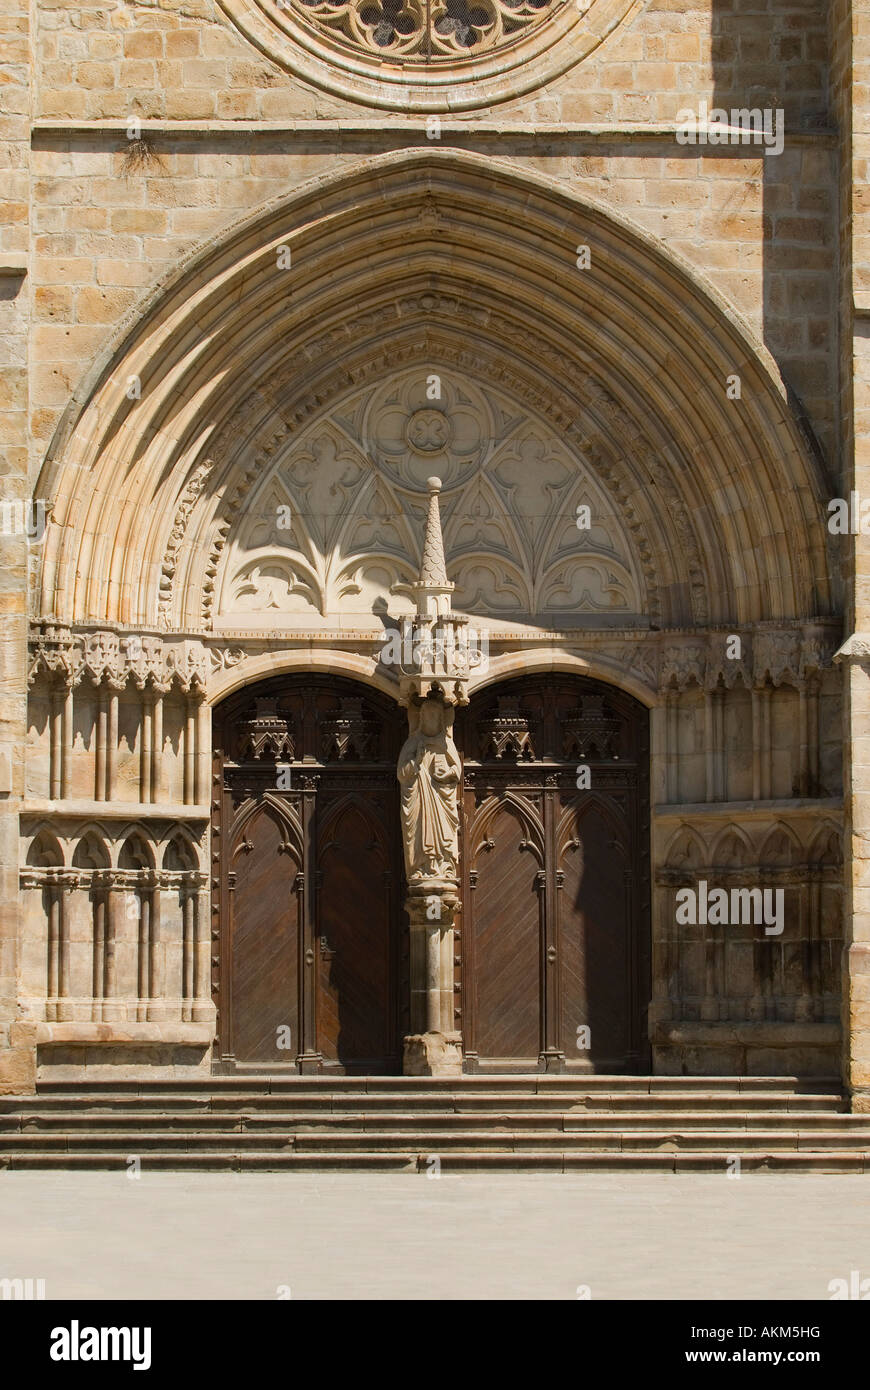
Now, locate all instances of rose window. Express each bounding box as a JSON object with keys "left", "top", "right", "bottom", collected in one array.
[{"left": 221, "top": 0, "right": 632, "bottom": 112}]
